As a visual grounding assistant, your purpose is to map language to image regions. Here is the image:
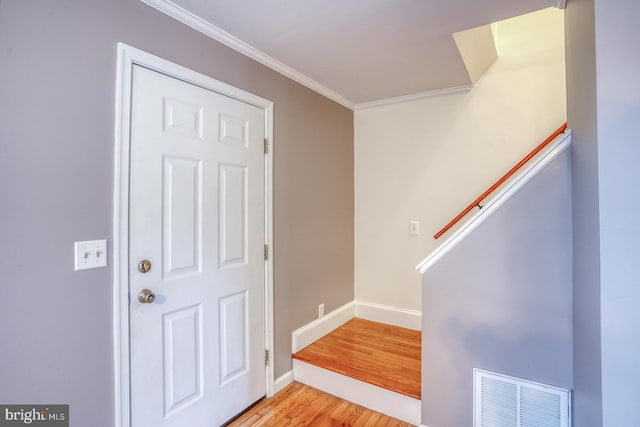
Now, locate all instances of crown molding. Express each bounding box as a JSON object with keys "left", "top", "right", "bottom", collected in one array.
[
  {"left": 139, "top": 0, "right": 356, "bottom": 110},
  {"left": 355, "top": 85, "right": 473, "bottom": 110}
]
